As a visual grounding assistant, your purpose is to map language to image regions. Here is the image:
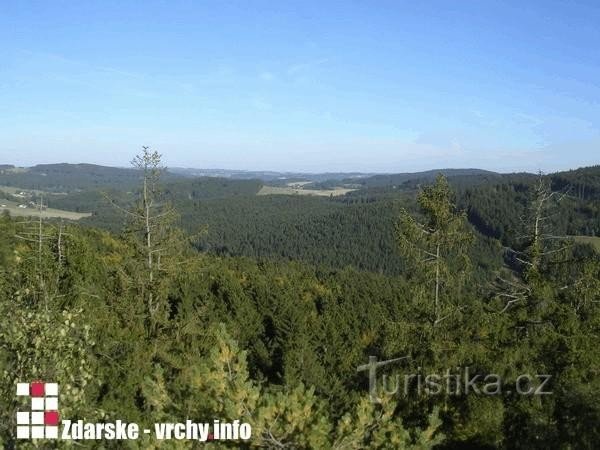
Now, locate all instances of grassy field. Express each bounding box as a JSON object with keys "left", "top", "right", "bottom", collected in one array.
[
  {"left": 0, "top": 185, "right": 67, "bottom": 196},
  {"left": 572, "top": 235, "right": 600, "bottom": 252},
  {"left": 0, "top": 200, "right": 91, "bottom": 220},
  {"left": 285, "top": 181, "right": 313, "bottom": 187},
  {"left": 0, "top": 167, "right": 27, "bottom": 174},
  {"left": 258, "top": 185, "right": 356, "bottom": 197}
]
